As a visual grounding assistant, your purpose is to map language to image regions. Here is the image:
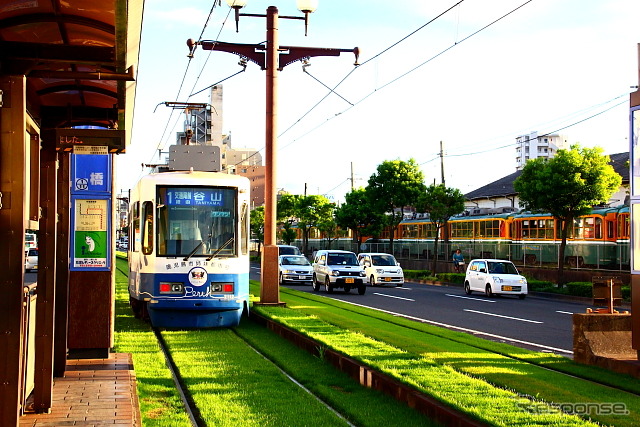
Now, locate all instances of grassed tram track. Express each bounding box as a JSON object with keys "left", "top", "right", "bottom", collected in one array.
[
  {"left": 151, "top": 321, "right": 440, "bottom": 427},
  {"left": 270, "top": 286, "right": 640, "bottom": 427}
]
